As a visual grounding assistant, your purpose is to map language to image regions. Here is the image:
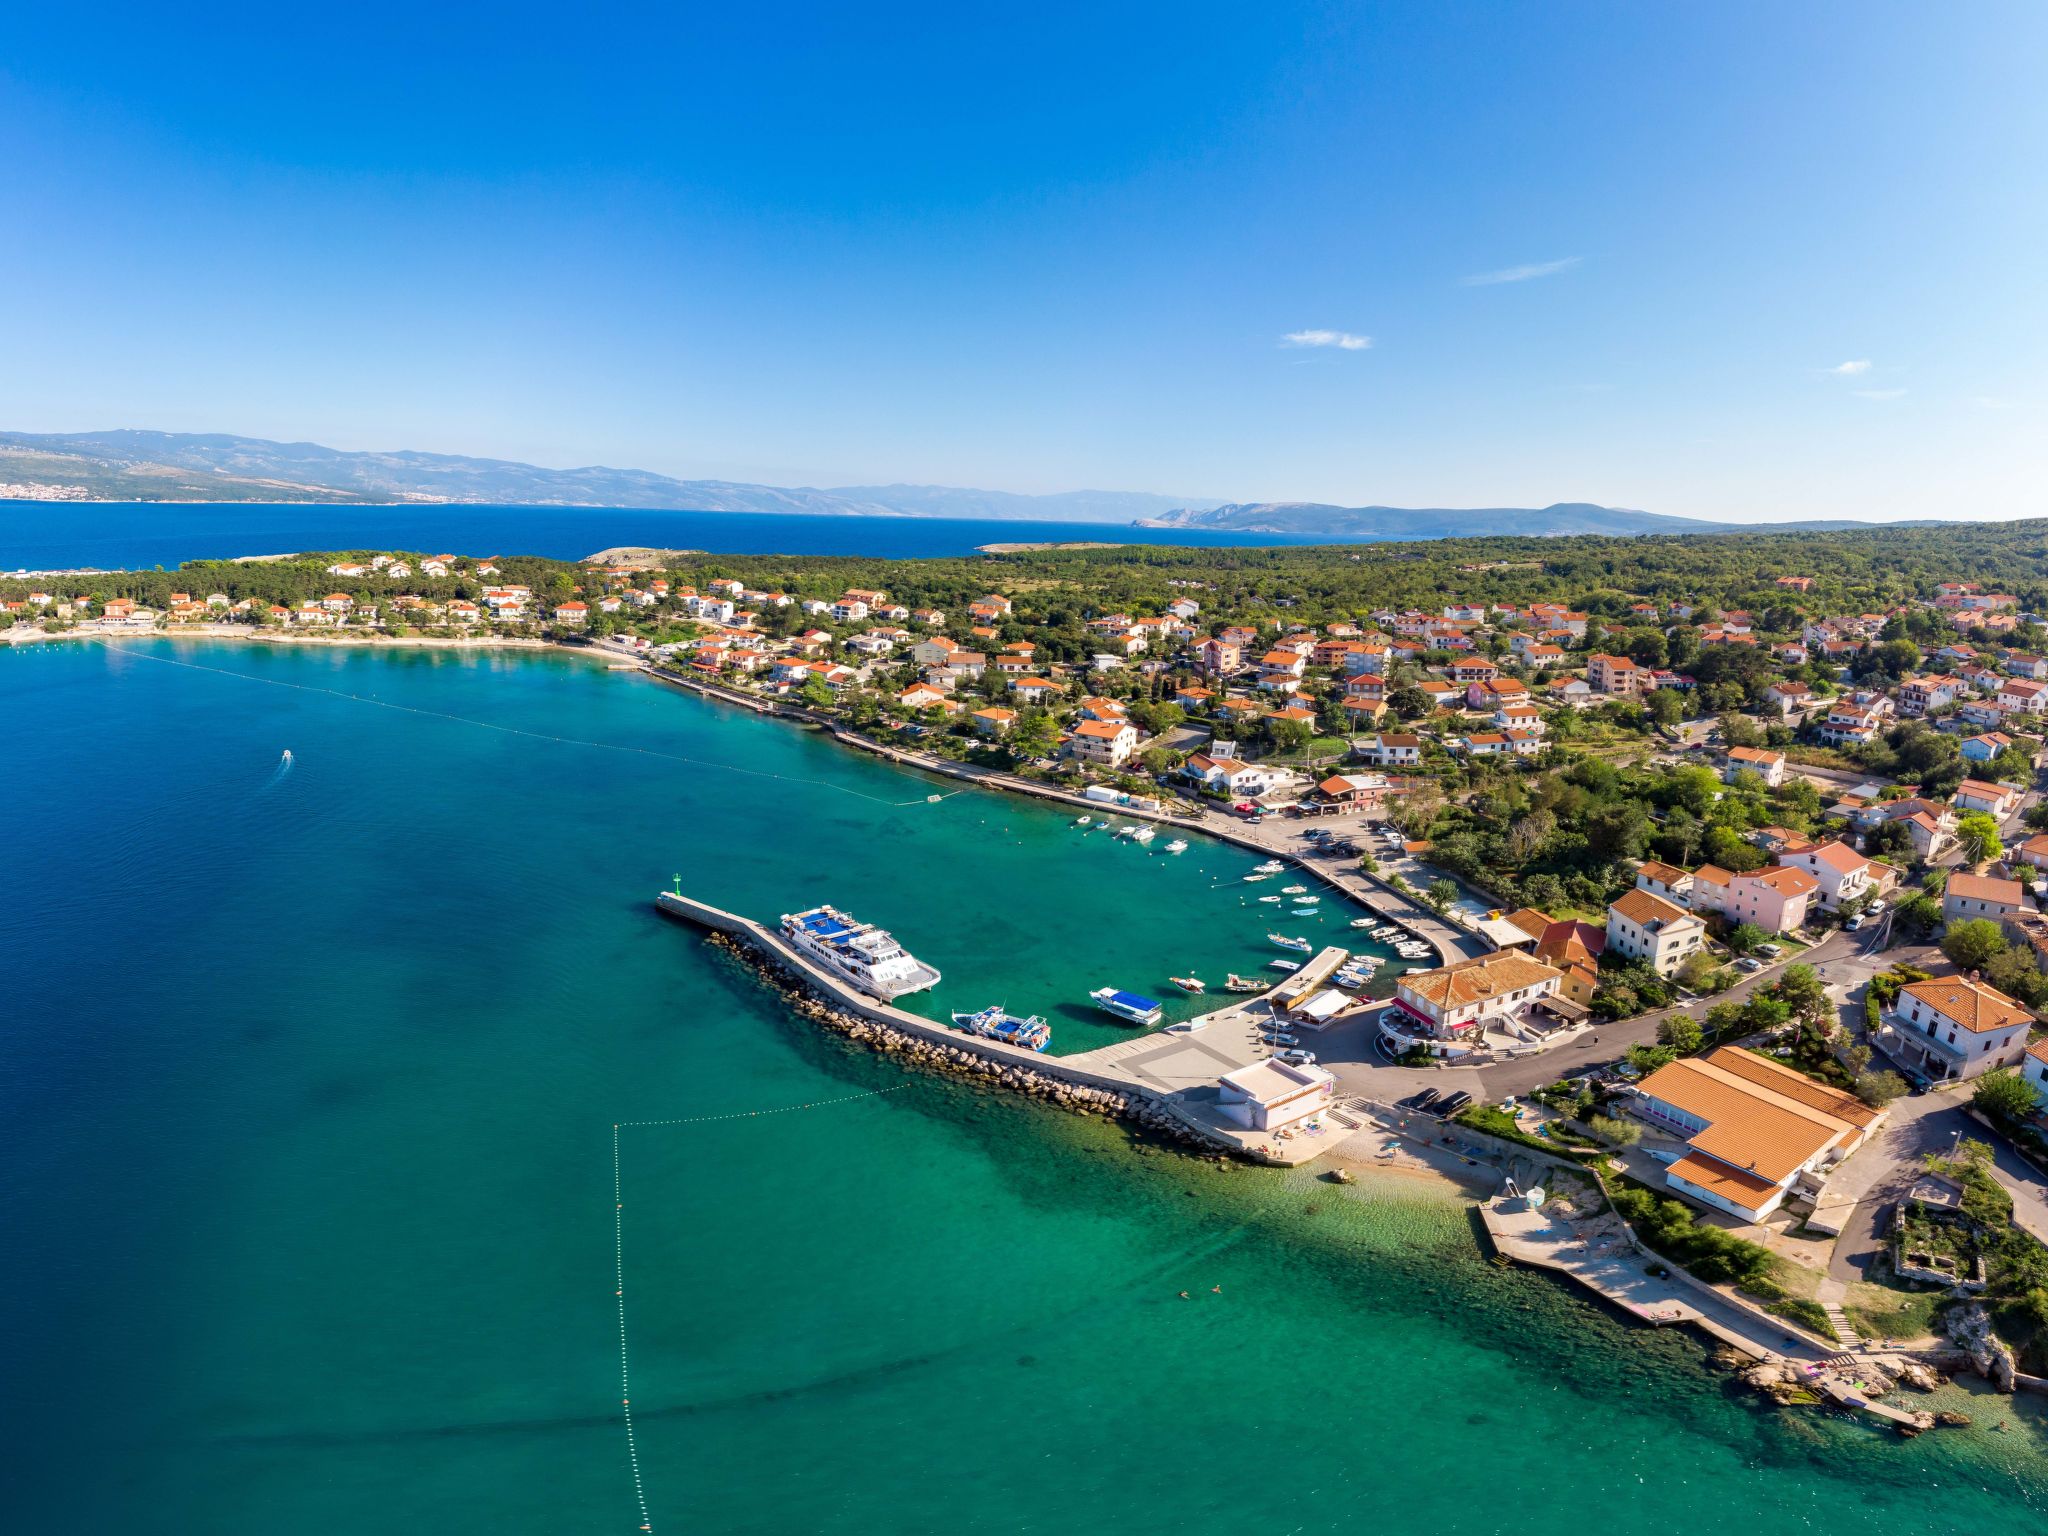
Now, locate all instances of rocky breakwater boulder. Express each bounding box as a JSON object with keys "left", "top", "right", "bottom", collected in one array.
[
  {"left": 1738, "top": 1361, "right": 1819, "bottom": 1406},
  {"left": 1946, "top": 1301, "right": 2019, "bottom": 1393}
]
